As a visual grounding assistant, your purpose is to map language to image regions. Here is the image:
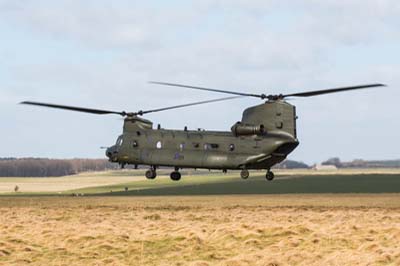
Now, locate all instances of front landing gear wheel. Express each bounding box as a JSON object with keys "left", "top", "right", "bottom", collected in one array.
[
  {"left": 170, "top": 171, "right": 181, "bottom": 181},
  {"left": 266, "top": 171, "right": 274, "bottom": 181},
  {"left": 240, "top": 169, "right": 249, "bottom": 179},
  {"left": 145, "top": 169, "right": 156, "bottom": 179}
]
